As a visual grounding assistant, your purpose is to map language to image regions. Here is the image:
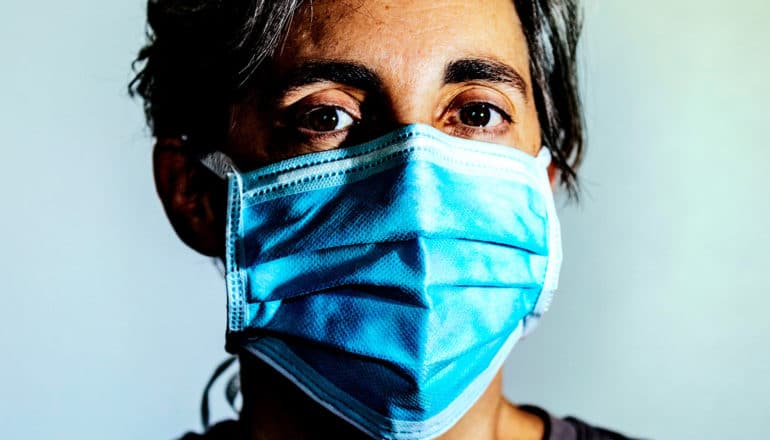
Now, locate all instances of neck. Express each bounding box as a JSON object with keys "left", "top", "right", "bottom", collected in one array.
[{"left": 238, "top": 355, "right": 543, "bottom": 440}]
